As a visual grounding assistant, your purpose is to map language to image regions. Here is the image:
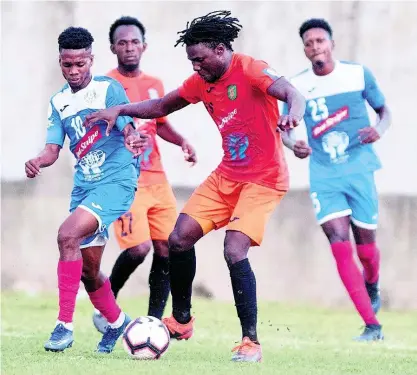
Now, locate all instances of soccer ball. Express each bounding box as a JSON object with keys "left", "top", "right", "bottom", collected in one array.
[{"left": 122, "top": 316, "right": 170, "bottom": 360}]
